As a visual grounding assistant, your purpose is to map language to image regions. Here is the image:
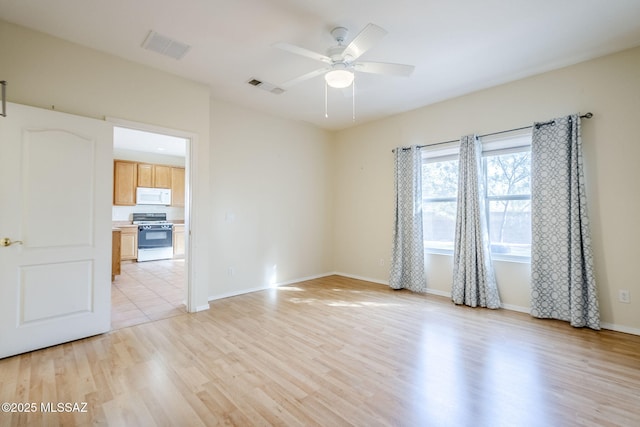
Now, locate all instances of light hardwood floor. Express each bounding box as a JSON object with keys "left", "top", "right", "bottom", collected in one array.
[{"left": 1, "top": 275, "right": 639, "bottom": 426}]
